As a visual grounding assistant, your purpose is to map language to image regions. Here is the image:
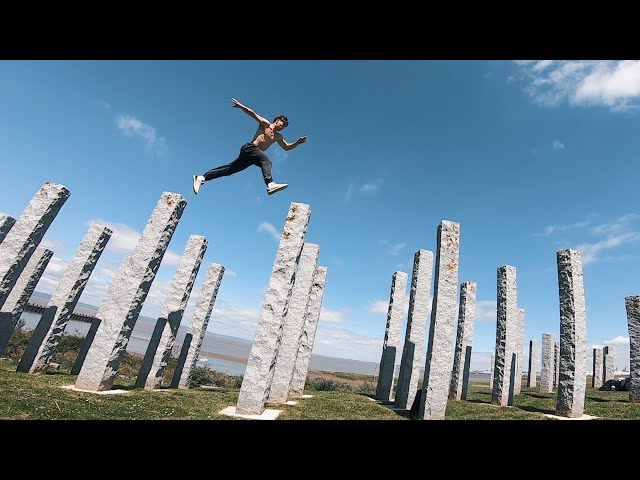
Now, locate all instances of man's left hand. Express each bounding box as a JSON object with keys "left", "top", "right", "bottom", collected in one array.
[{"left": 299, "top": 136, "right": 308, "bottom": 144}]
